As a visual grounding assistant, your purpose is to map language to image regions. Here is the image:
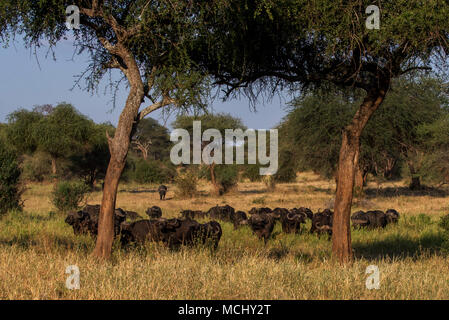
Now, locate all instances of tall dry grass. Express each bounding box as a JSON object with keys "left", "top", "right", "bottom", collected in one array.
[{"left": 1, "top": 172, "right": 449, "bottom": 299}]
